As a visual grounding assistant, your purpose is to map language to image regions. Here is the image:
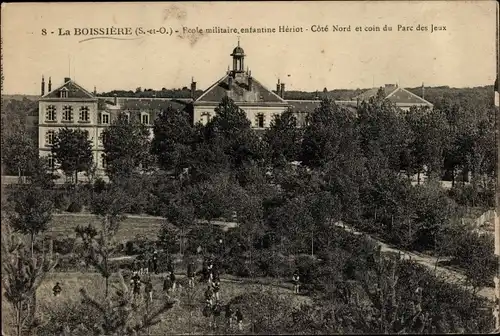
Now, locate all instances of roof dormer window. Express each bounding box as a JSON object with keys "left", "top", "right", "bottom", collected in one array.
[{"left": 60, "top": 87, "right": 69, "bottom": 98}]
